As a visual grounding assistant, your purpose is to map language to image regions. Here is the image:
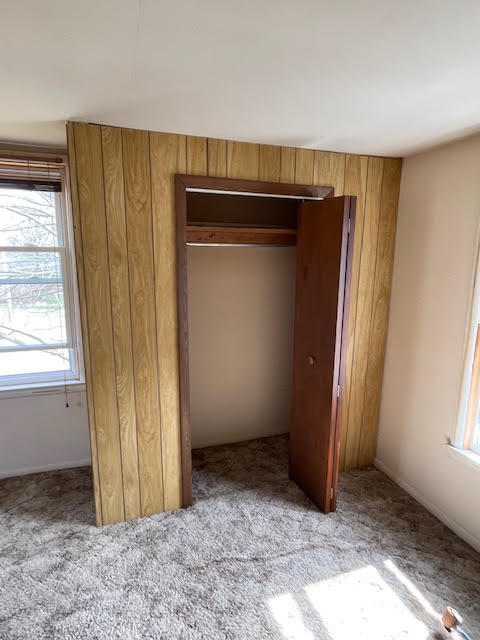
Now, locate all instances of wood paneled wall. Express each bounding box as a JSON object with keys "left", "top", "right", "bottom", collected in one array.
[{"left": 67, "top": 122, "right": 402, "bottom": 525}]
